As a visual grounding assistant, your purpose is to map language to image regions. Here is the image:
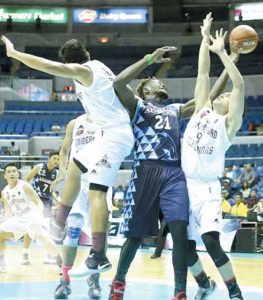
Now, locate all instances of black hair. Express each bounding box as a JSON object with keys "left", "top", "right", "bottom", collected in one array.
[
  {"left": 48, "top": 151, "right": 59, "bottom": 158},
  {"left": 136, "top": 77, "right": 152, "bottom": 100},
  {"left": 58, "top": 39, "right": 90, "bottom": 64},
  {"left": 3, "top": 163, "right": 18, "bottom": 173}
]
